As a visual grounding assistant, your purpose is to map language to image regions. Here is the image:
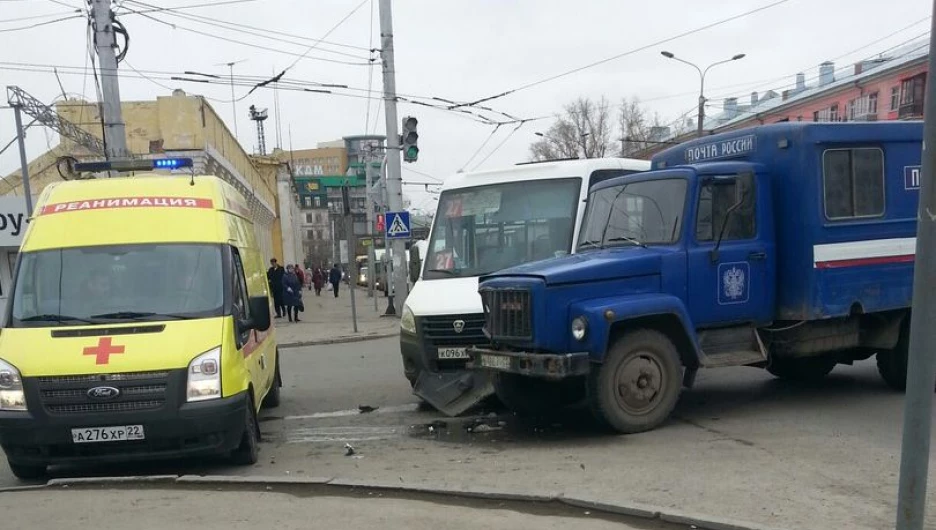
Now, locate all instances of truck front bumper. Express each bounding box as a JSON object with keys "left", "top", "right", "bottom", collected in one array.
[{"left": 467, "top": 347, "right": 591, "bottom": 379}]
